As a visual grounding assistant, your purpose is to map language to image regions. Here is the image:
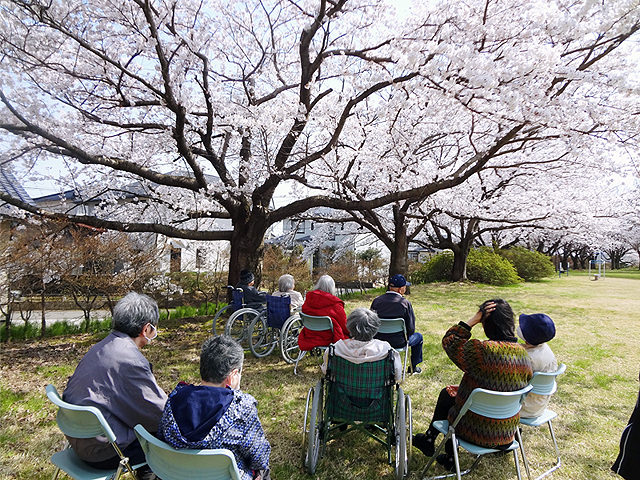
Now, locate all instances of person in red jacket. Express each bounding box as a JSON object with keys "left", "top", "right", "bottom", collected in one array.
[{"left": 297, "top": 275, "right": 348, "bottom": 351}]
